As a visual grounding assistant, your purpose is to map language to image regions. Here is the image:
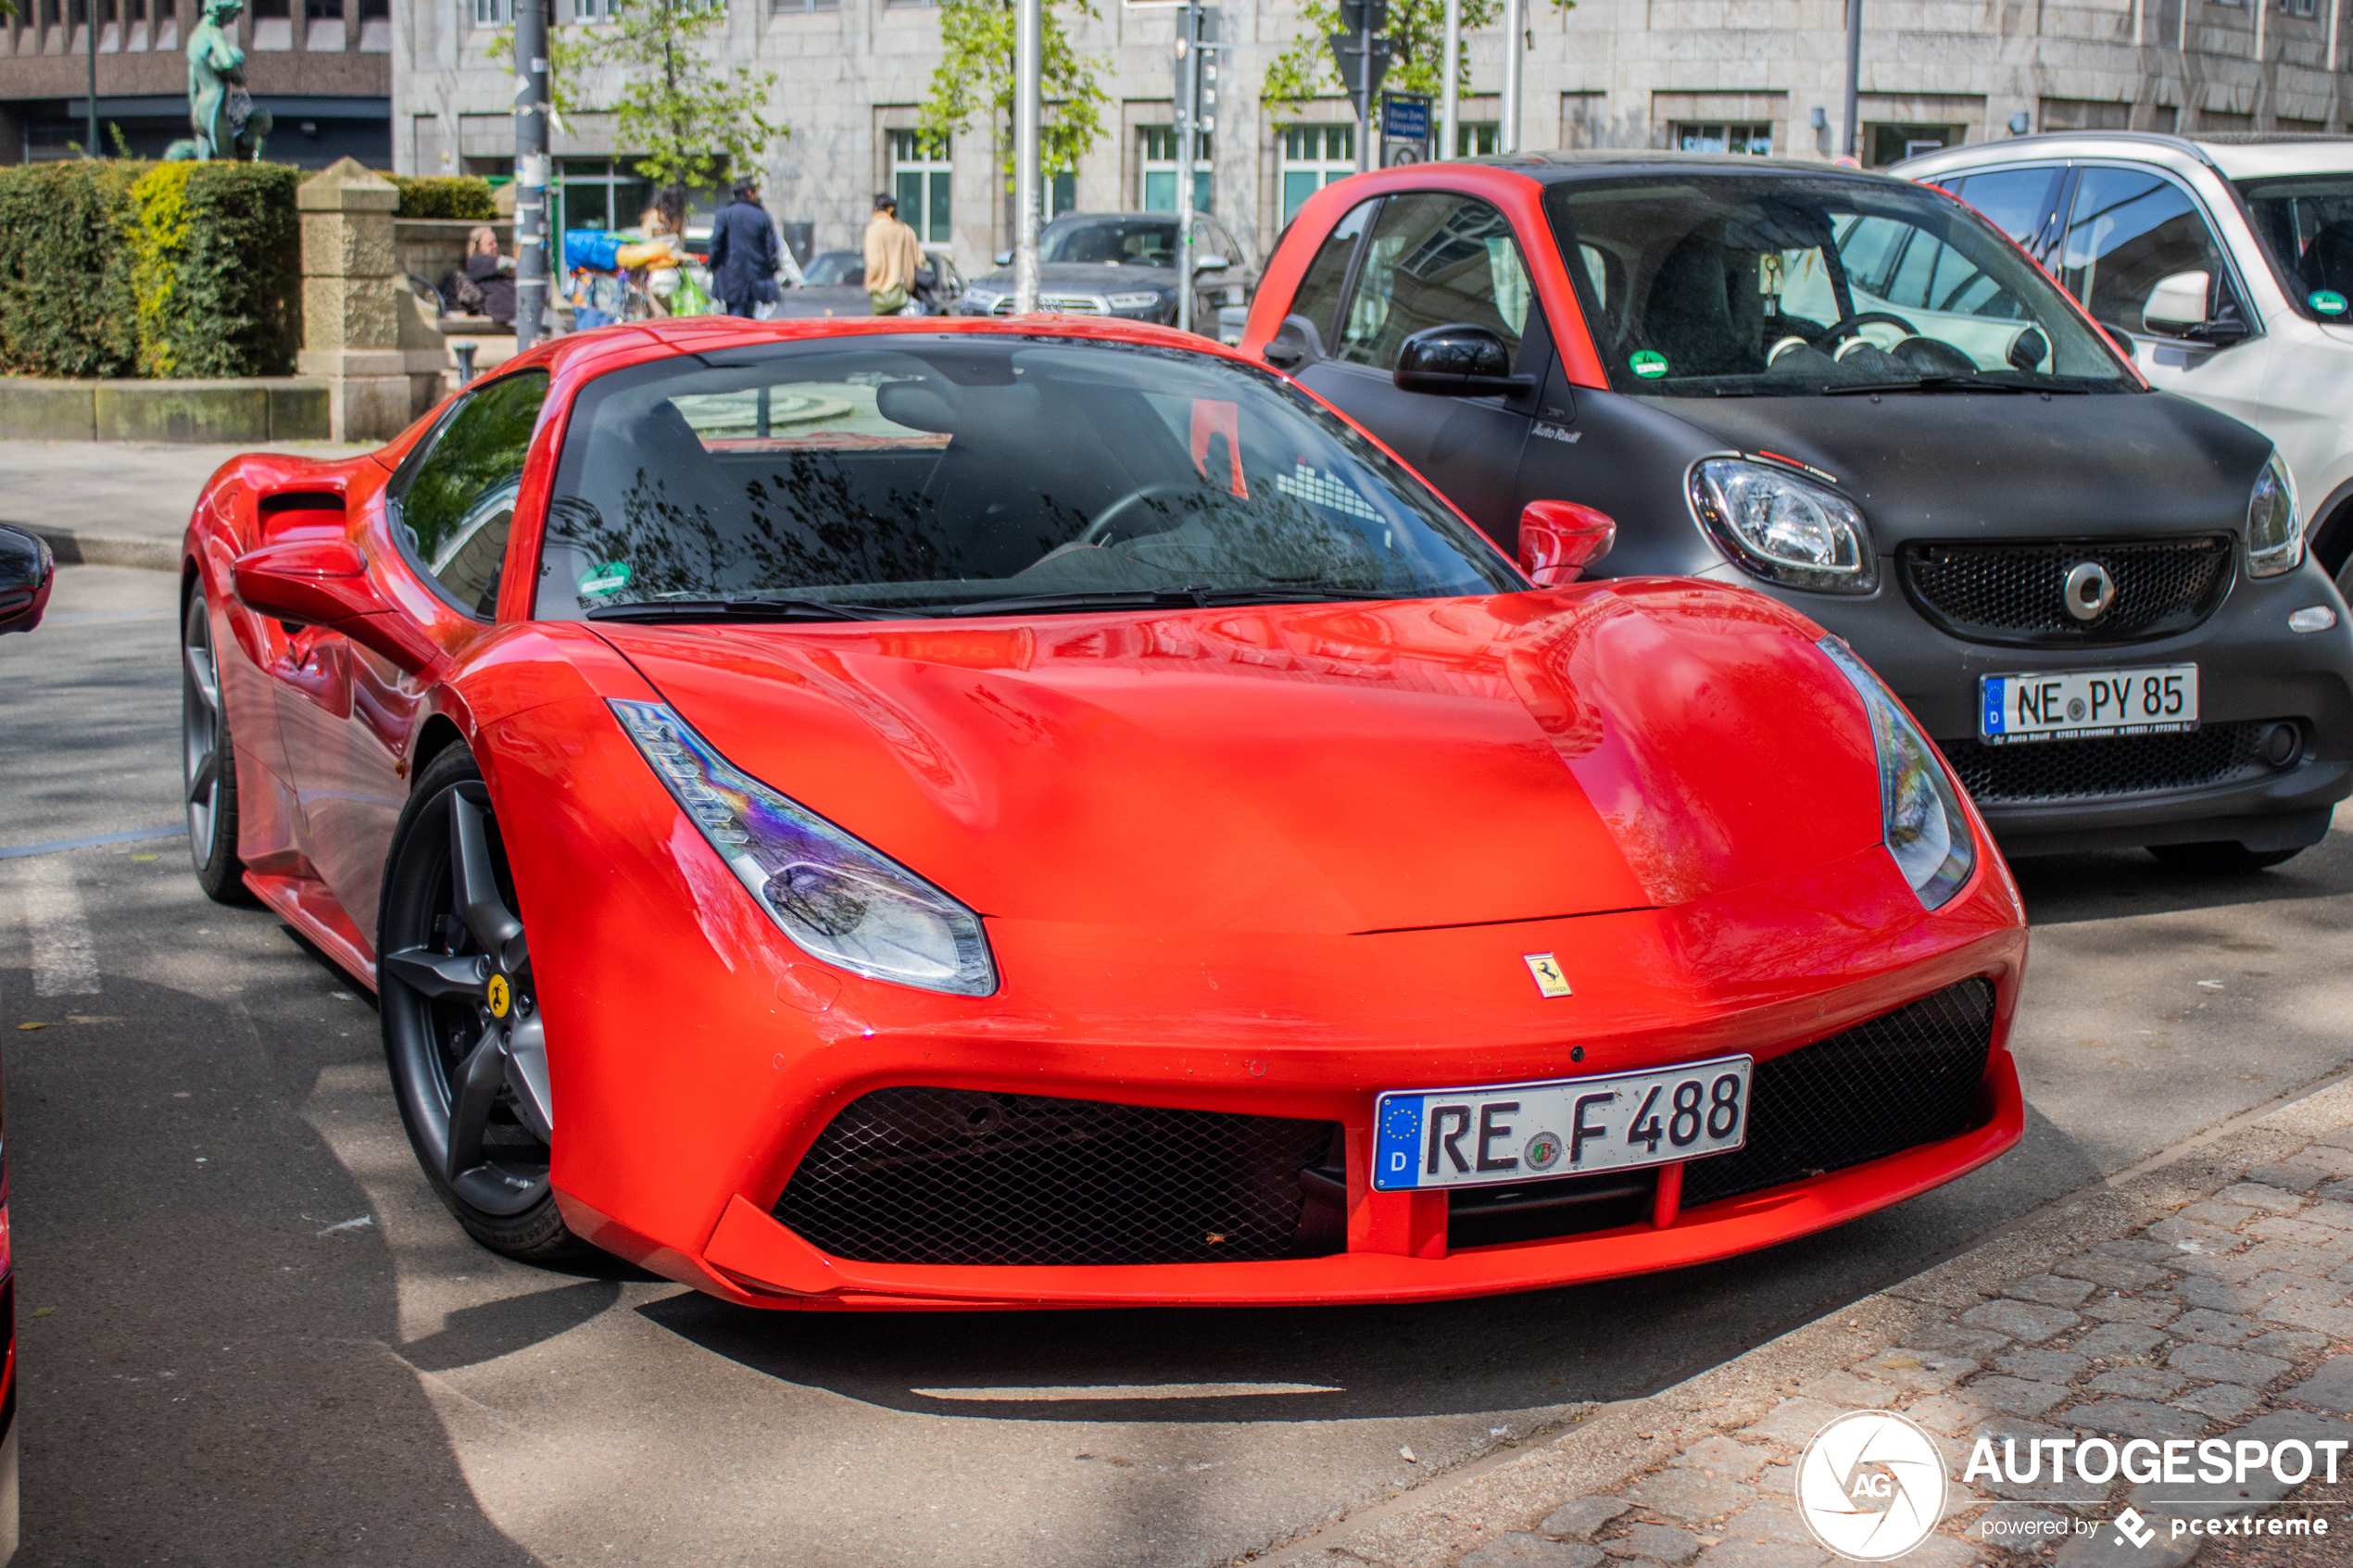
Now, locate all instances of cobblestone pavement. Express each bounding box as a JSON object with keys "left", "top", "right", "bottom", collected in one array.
[{"left": 1268, "top": 1081, "right": 2353, "bottom": 1568}]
